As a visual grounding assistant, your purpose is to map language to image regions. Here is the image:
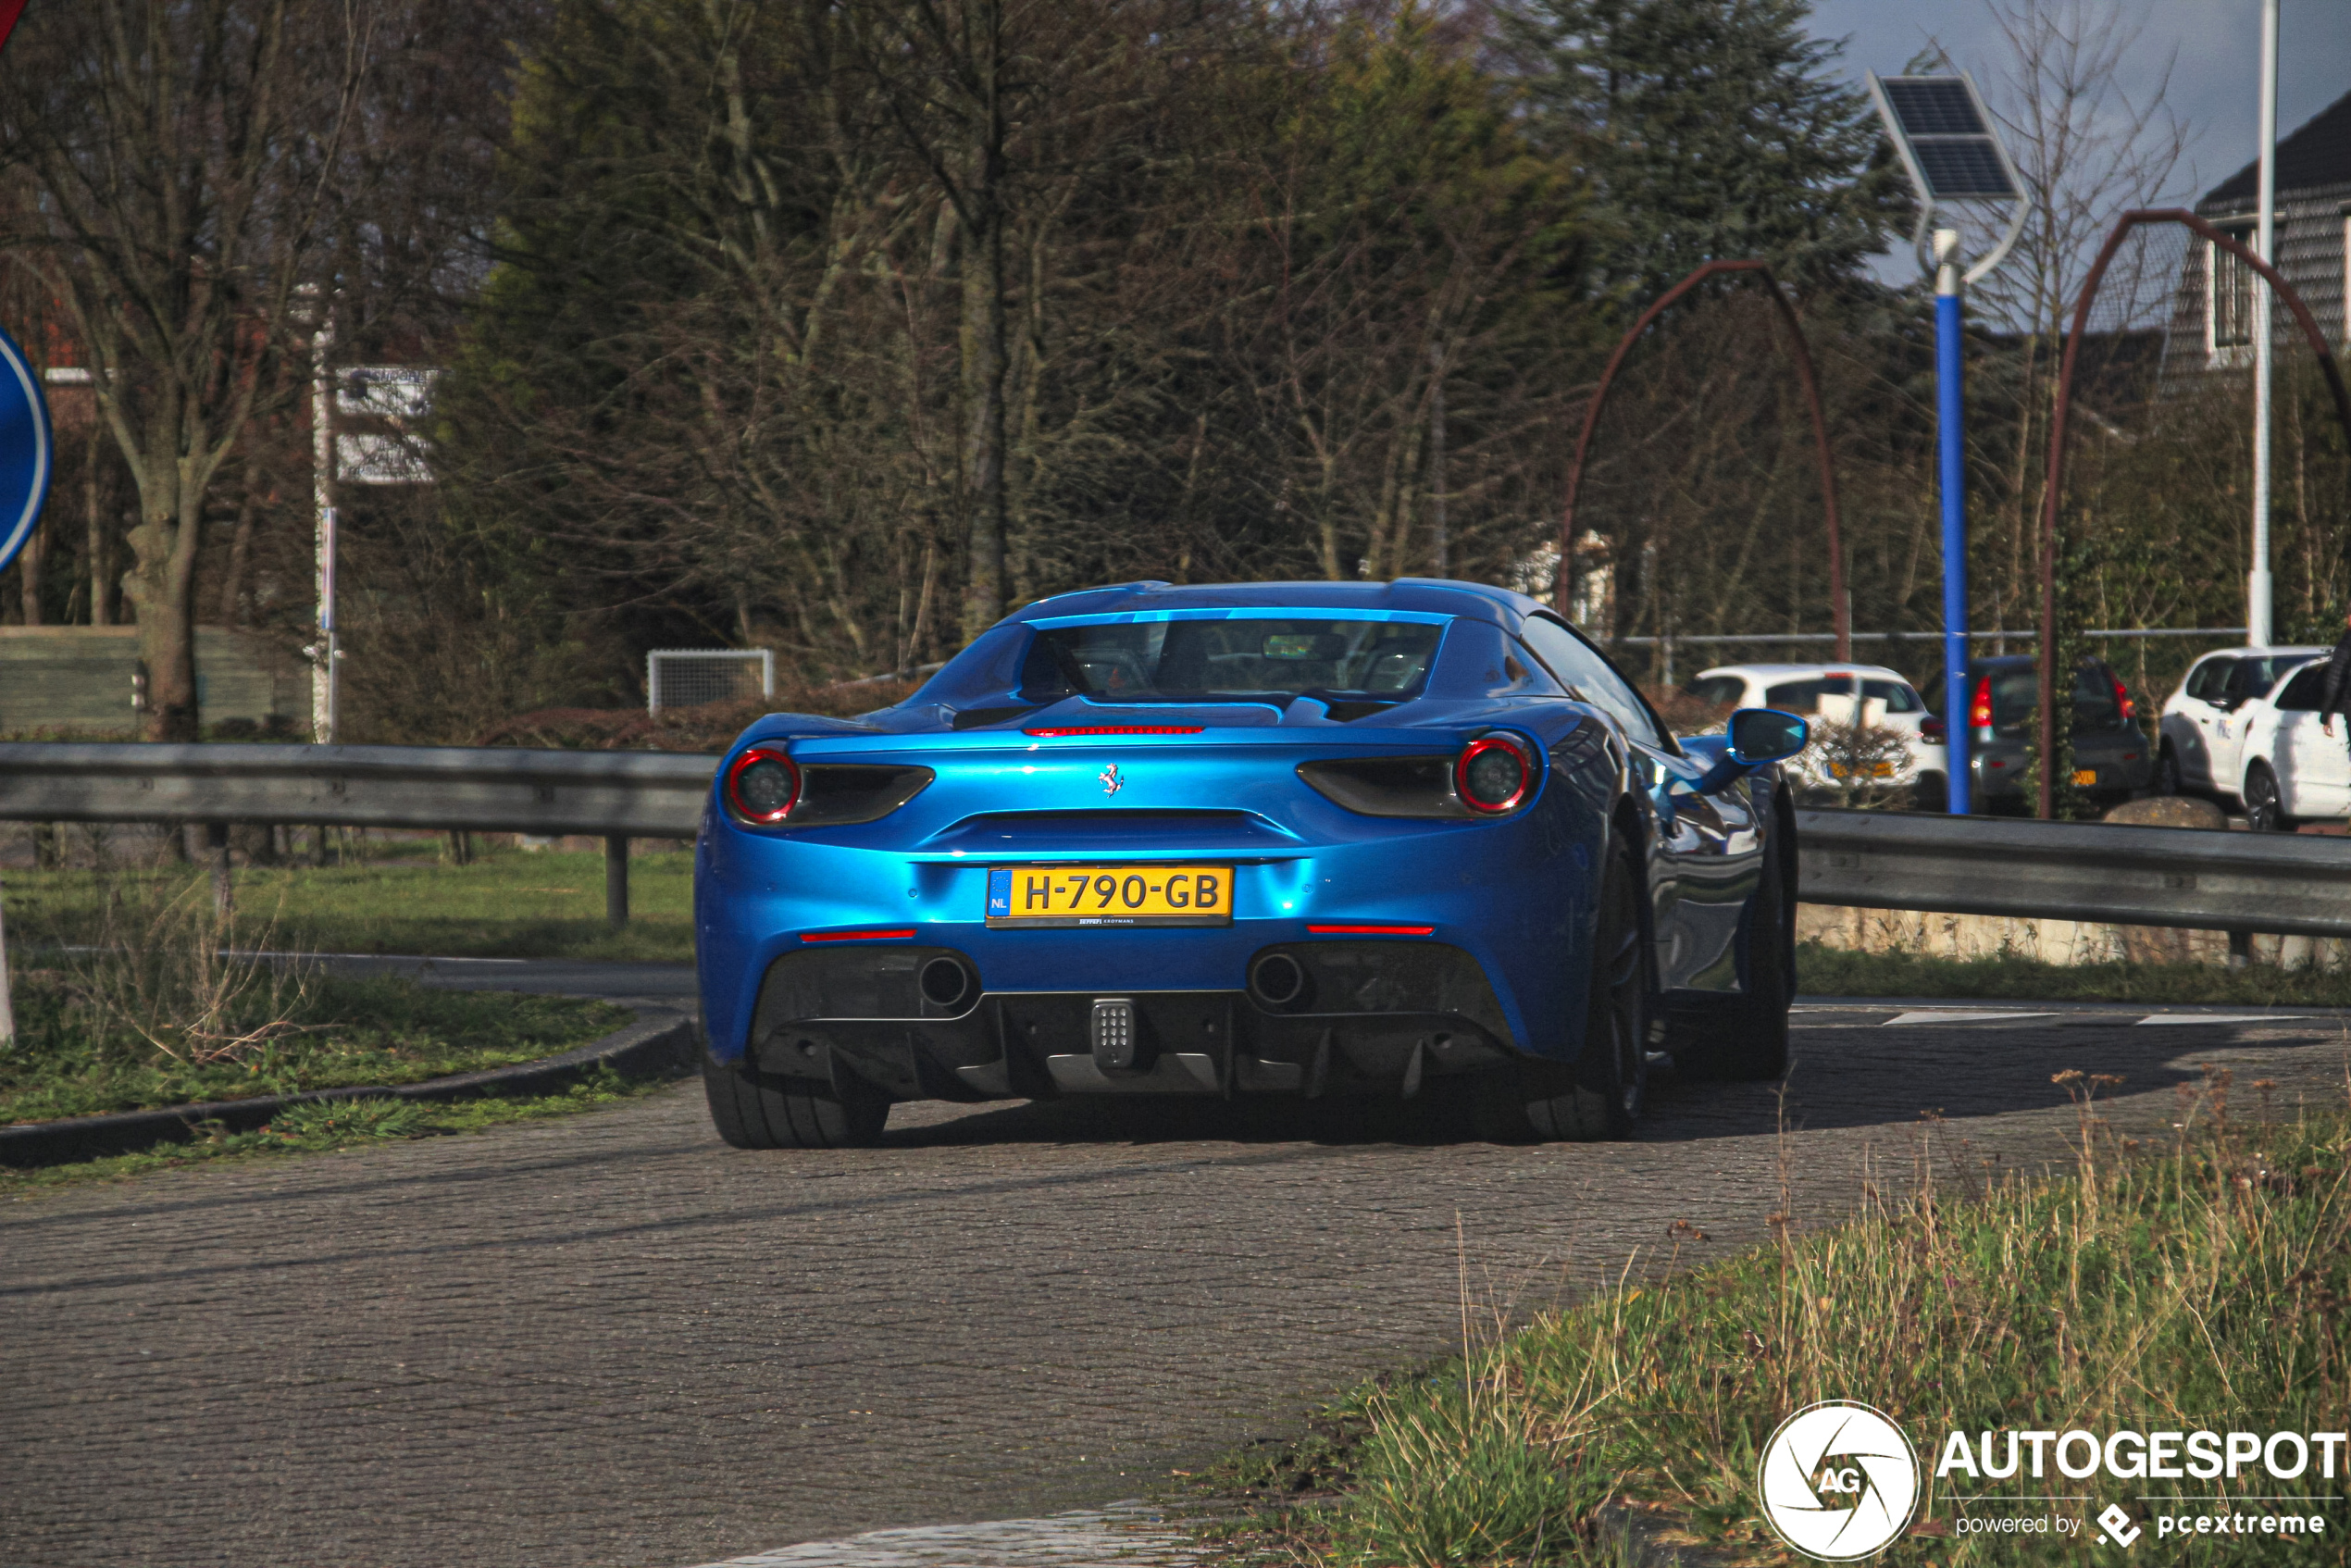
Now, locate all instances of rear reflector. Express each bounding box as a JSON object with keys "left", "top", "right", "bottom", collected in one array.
[
  {"left": 1306, "top": 923, "right": 1435, "bottom": 935},
  {"left": 800, "top": 928, "right": 917, "bottom": 943},
  {"left": 1023, "top": 725, "right": 1205, "bottom": 737}
]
